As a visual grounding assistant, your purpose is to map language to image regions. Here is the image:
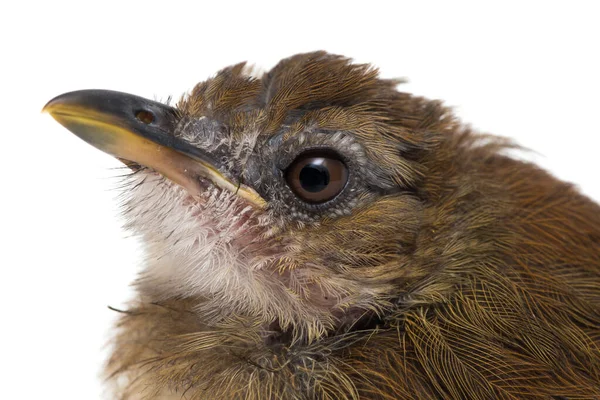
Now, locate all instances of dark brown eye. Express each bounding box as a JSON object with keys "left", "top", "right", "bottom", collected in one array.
[
  {"left": 135, "top": 110, "right": 155, "bottom": 124},
  {"left": 285, "top": 152, "right": 349, "bottom": 204}
]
